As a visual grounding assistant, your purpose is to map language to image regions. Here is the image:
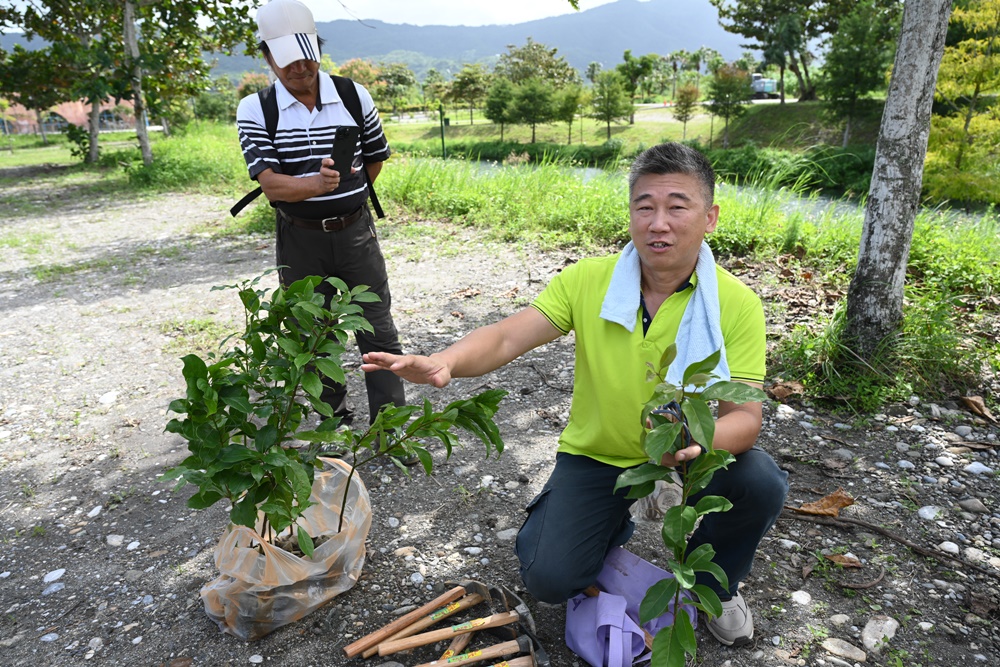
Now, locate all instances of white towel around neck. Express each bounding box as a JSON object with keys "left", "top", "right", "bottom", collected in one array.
[{"left": 599, "top": 240, "right": 730, "bottom": 389}]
